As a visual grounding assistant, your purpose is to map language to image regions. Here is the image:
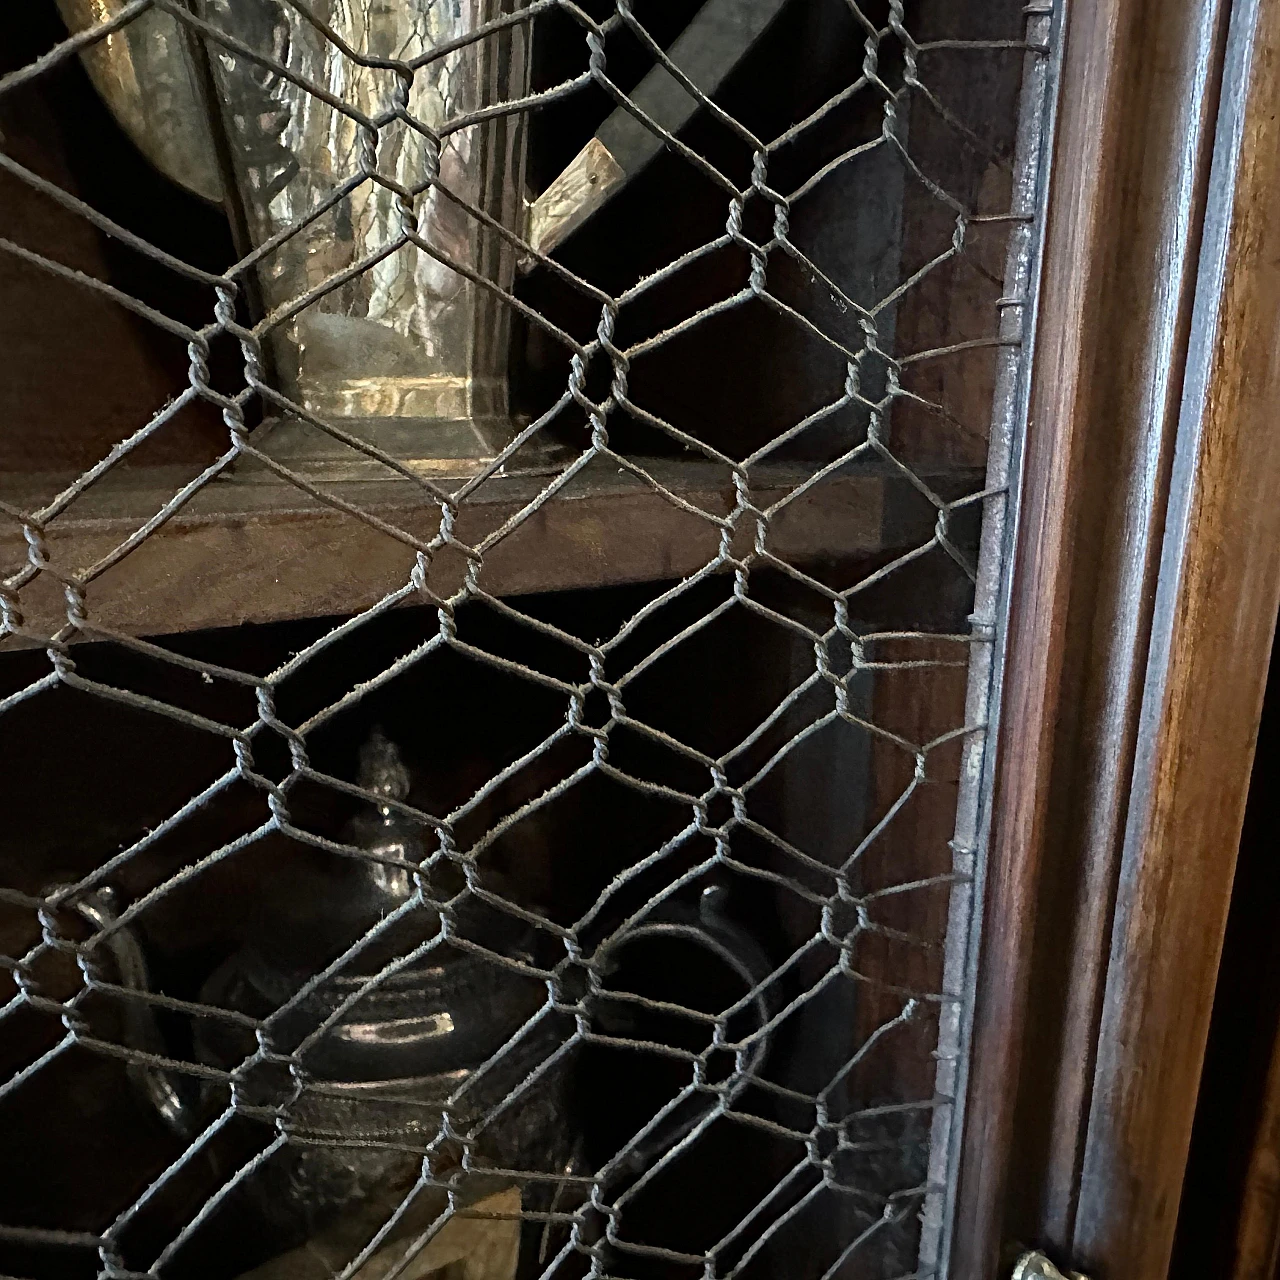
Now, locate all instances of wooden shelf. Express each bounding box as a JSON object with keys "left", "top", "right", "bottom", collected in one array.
[{"left": 0, "top": 457, "right": 979, "bottom": 641}]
